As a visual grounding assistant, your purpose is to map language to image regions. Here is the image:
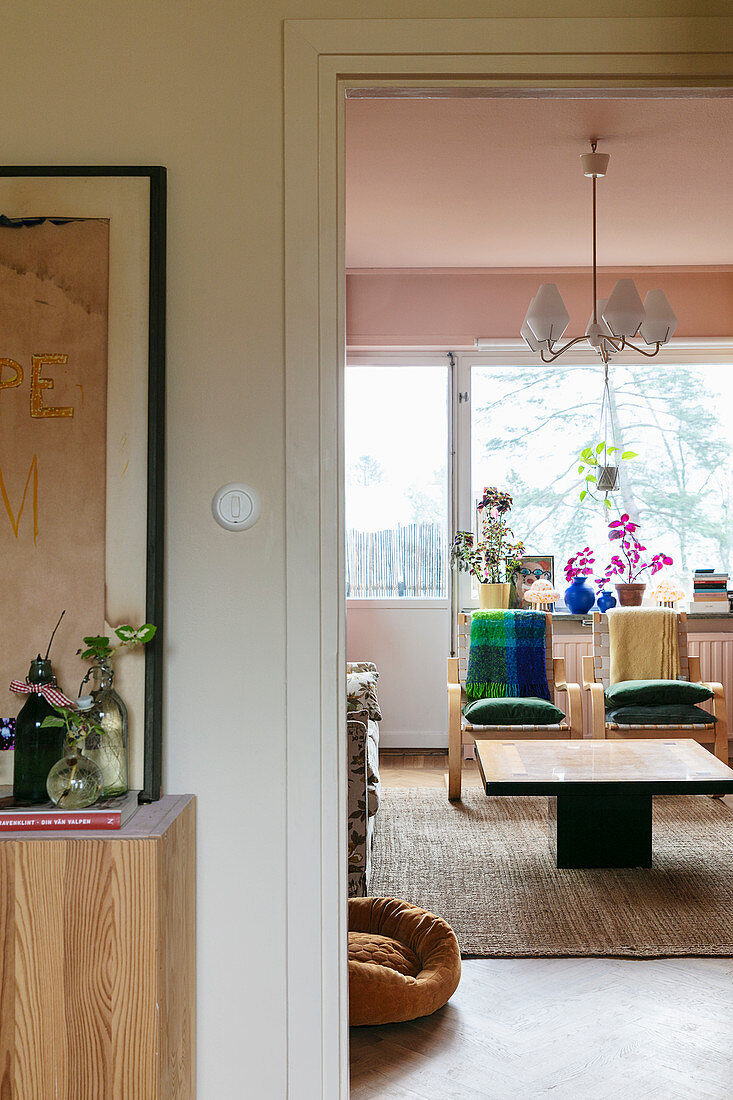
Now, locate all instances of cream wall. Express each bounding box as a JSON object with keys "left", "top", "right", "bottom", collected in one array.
[{"left": 2, "top": 2, "right": 728, "bottom": 1096}]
